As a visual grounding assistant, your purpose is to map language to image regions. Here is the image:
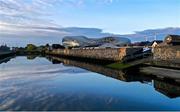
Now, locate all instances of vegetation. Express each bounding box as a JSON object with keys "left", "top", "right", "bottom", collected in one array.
[{"left": 26, "top": 44, "right": 37, "bottom": 51}]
